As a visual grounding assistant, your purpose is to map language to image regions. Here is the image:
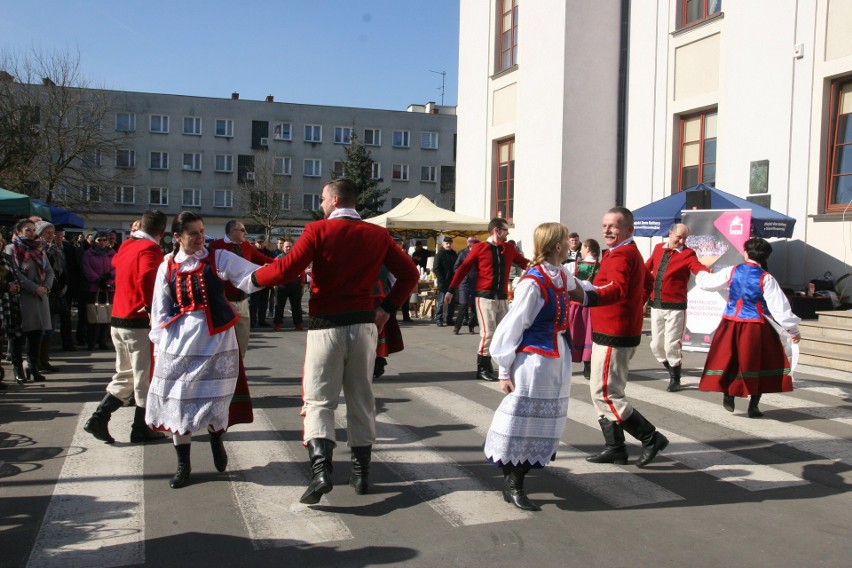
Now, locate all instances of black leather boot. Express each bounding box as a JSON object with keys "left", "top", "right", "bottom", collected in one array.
[
  {"left": 12, "top": 361, "right": 27, "bottom": 385},
  {"left": 723, "top": 394, "right": 736, "bottom": 412},
  {"left": 666, "top": 364, "right": 682, "bottom": 392},
  {"left": 170, "top": 443, "right": 192, "bottom": 489},
  {"left": 130, "top": 406, "right": 166, "bottom": 443},
  {"left": 621, "top": 409, "right": 669, "bottom": 468},
  {"left": 349, "top": 445, "right": 372, "bottom": 495},
  {"left": 583, "top": 361, "right": 591, "bottom": 380},
  {"left": 39, "top": 337, "right": 59, "bottom": 373},
  {"left": 26, "top": 356, "right": 46, "bottom": 382},
  {"left": 476, "top": 355, "right": 497, "bottom": 382},
  {"left": 209, "top": 430, "right": 228, "bottom": 472},
  {"left": 84, "top": 393, "right": 124, "bottom": 443},
  {"left": 501, "top": 464, "right": 541, "bottom": 511},
  {"left": 586, "top": 417, "right": 628, "bottom": 464},
  {"left": 300, "top": 438, "right": 334, "bottom": 504},
  {"left": 748, "top": 394, "right": 763, "bottom": 418}
]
